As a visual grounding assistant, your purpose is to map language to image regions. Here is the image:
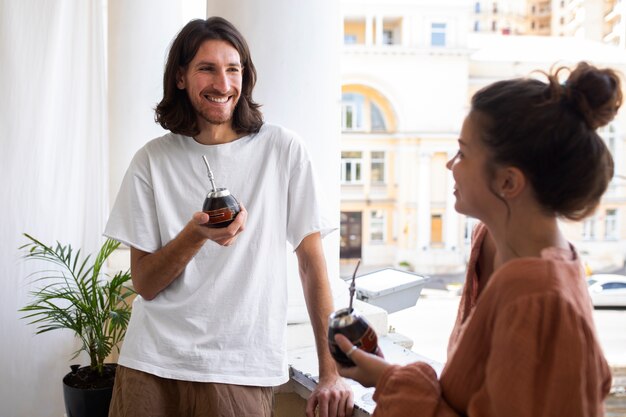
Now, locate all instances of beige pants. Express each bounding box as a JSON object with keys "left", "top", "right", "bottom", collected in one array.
[{"left": 108, "top": 365, "right": 274, "bottom": 417}]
